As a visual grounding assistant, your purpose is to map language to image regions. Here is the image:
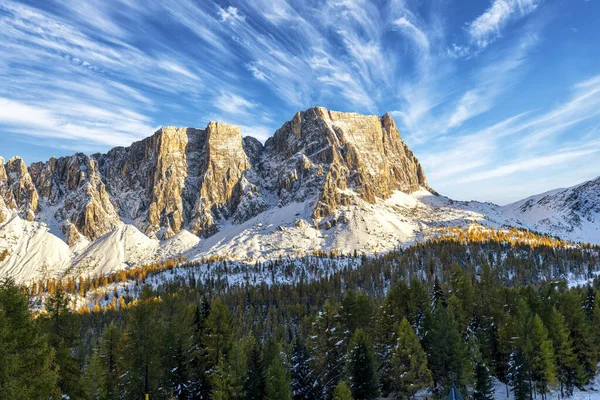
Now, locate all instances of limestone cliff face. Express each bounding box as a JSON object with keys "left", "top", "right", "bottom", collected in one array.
[
  {"left": 97, "top": 122, "right": 251, "bottom": 239},
  {"left": 0, "top": 157, "right": 38, "bottom": 221},
  {"left": 0, "top": 107, "right": 430, "bottom": 243},
  {"left": 30, "top": 154, "right": 121, "bottom": 243},
  {"left": 263, "top": 107, "right": 429, "bottom": 218}
]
